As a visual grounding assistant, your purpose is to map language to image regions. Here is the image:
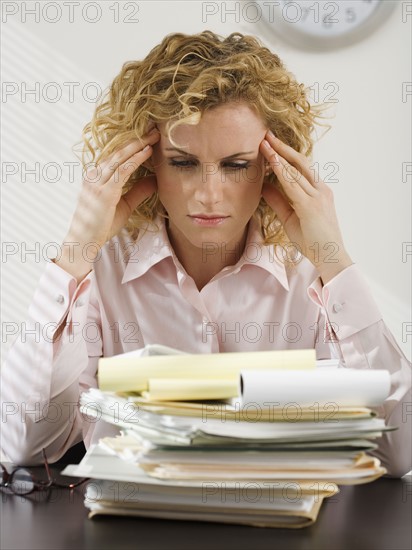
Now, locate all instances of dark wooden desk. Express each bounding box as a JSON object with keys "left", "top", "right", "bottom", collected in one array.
[{"left": 1, "top": 467, "right": 411, "bottom": 550}]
